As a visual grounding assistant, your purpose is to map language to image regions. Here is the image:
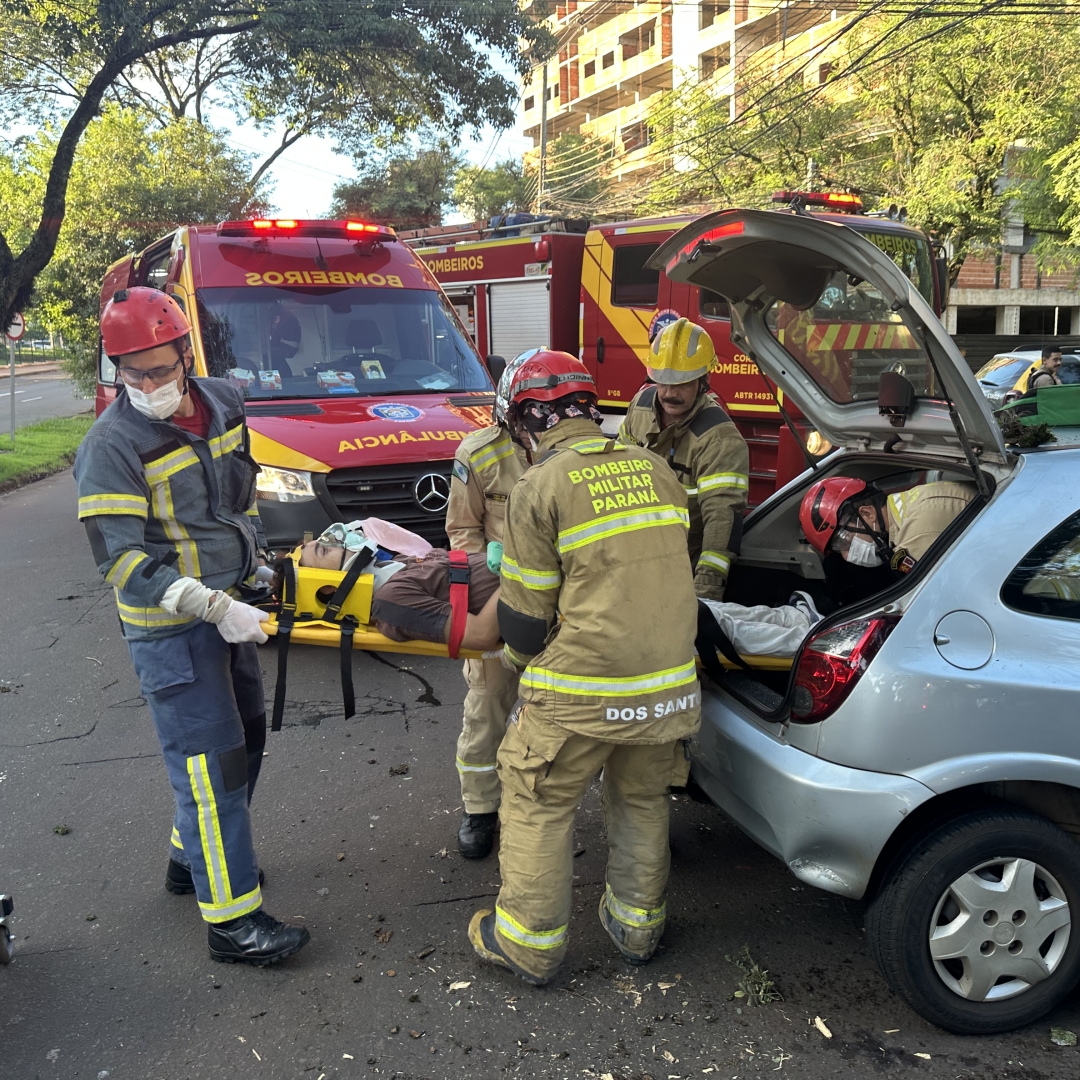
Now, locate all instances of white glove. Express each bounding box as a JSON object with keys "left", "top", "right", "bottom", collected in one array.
[
  {"left": 214, "top": 600, "right": 270, "bottom": 644},
  {"left": 254, "top": 565, "right": 275, "bottom": 585},
  {"left": 159, "top": 576, "right": 269, "bottom": 643}
]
